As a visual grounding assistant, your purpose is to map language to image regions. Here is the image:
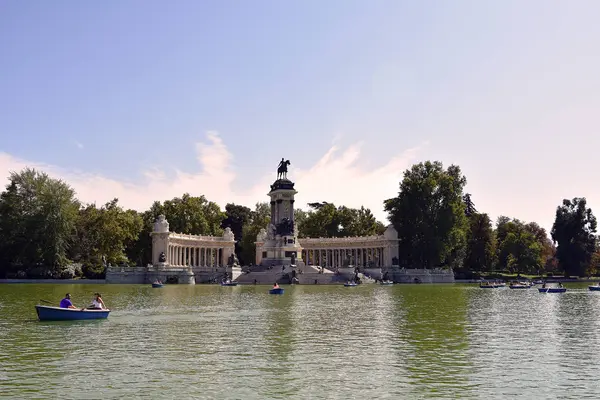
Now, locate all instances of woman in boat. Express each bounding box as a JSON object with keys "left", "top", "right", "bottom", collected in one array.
[
  {"left": 273, "top": 282, "right": 280, "bottom": 289},
  {"left": 88, "top": 293, "right": 106, "bottom": 310}
]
